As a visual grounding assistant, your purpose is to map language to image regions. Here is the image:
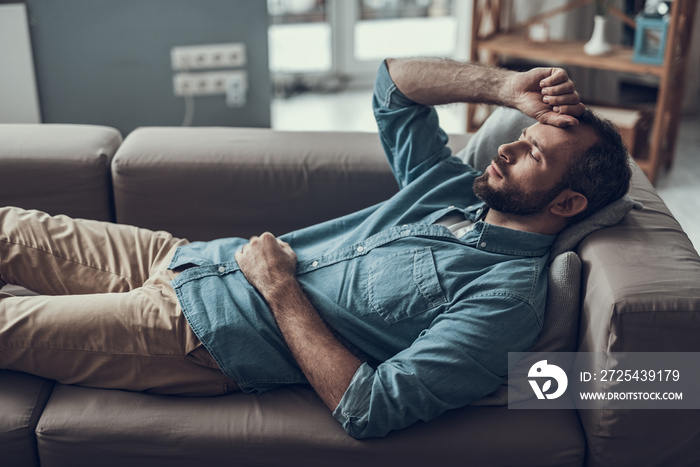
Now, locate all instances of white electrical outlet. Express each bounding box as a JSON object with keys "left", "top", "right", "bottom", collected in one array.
[
  {"left": 173, "top": 71, "right": 247, "bottom": 97},
  {"left": 171, "top": 43, "right": 246, "bottom": 71},
  {"left": 225, "top": 72, "right": 248, "bottom": 108}
]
